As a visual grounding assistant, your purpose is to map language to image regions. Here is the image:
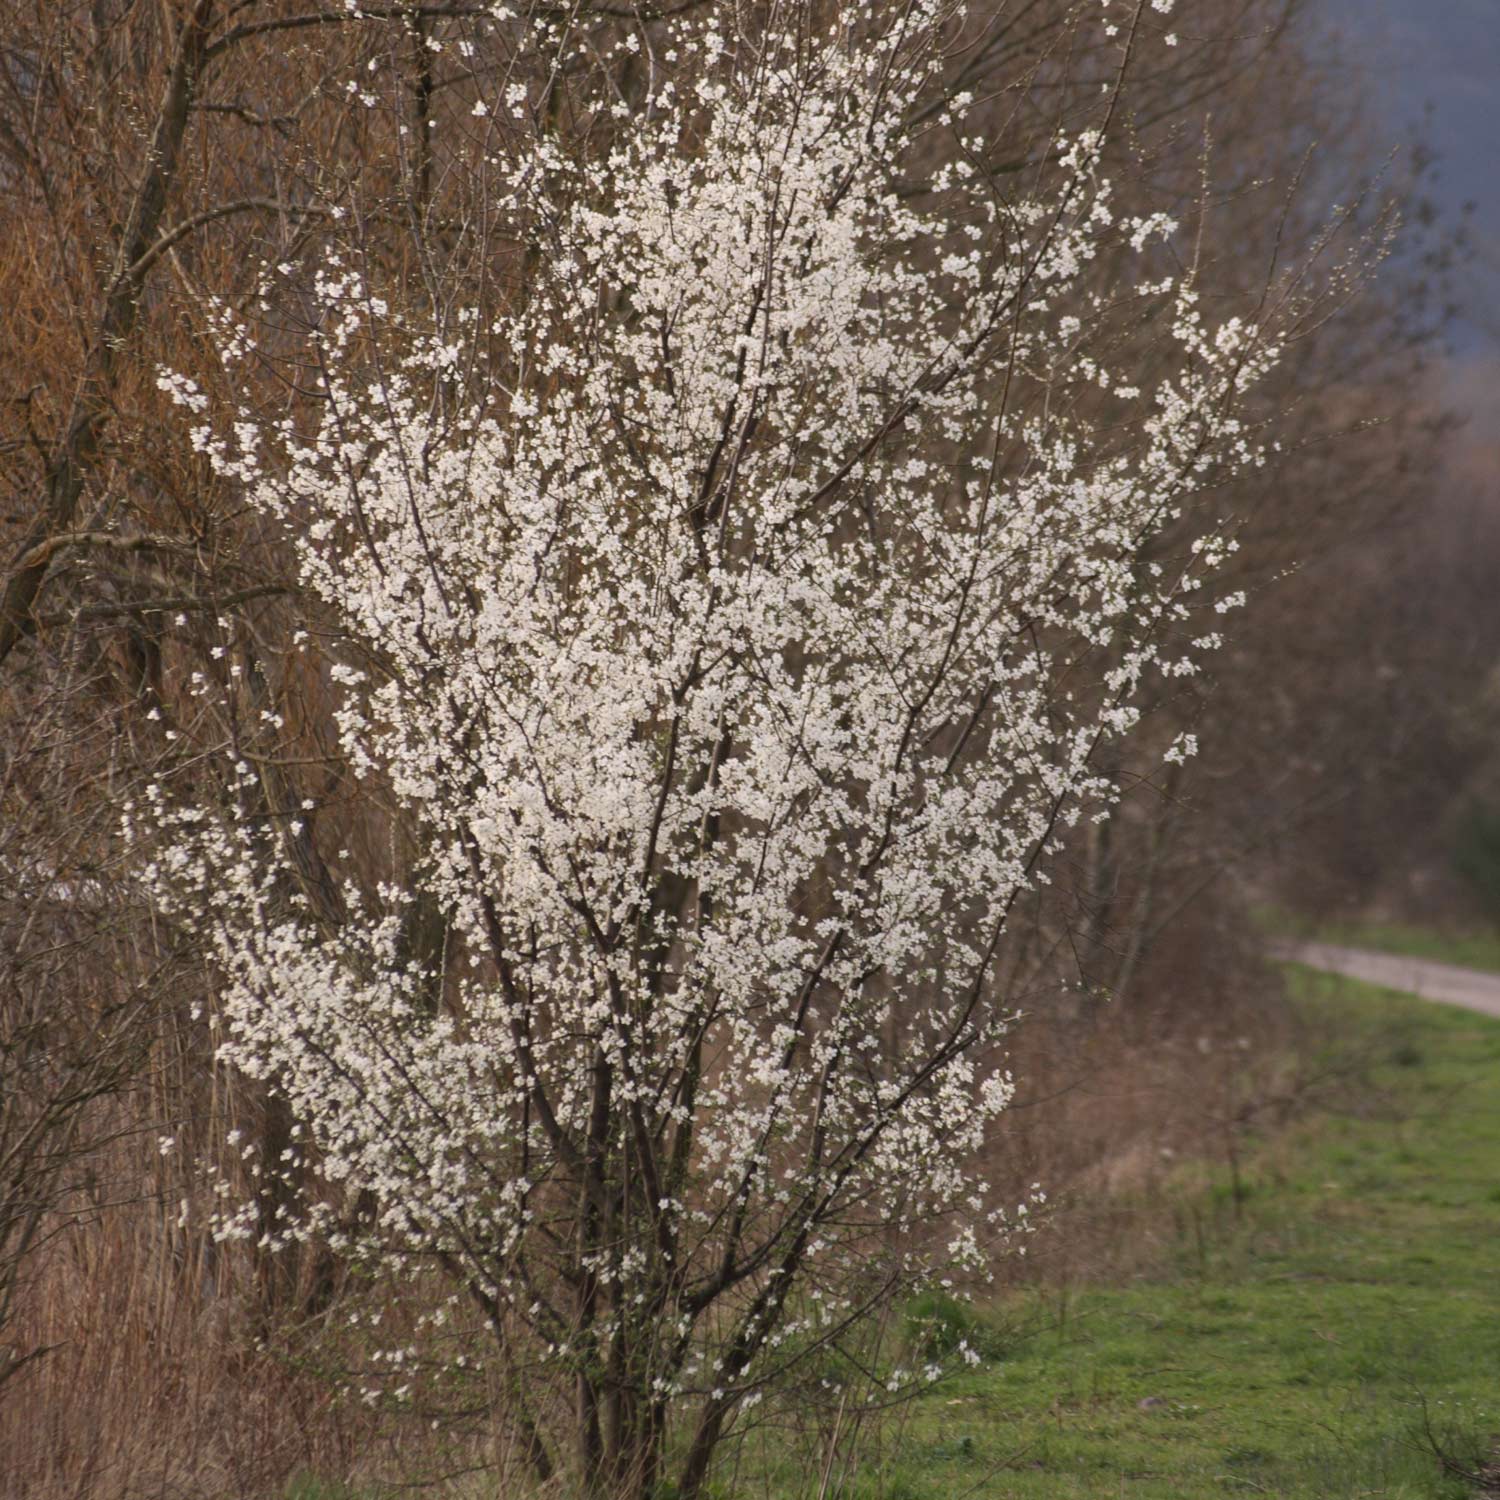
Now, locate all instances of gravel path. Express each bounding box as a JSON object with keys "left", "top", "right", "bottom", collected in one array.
[{"left": 1270, "top": 939, "right": 1500, "bottom": 1021}]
